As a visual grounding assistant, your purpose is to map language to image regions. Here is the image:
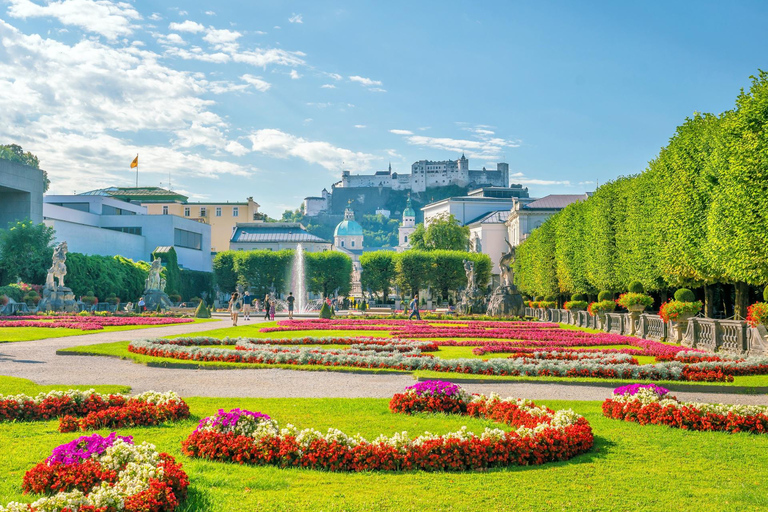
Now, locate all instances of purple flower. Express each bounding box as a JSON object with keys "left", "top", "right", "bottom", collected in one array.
[
  {"left": 406, "top": 380, "right": 463, "bottom": 397},
  {"left": 197, "top": 408, "right": 271, "bottom": 431},
  {"left": 48, "top": 432, "right": 133, "bottom": 465},
  {"left": 613, "top": 383, "right": 669, "bottom": 397}
]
